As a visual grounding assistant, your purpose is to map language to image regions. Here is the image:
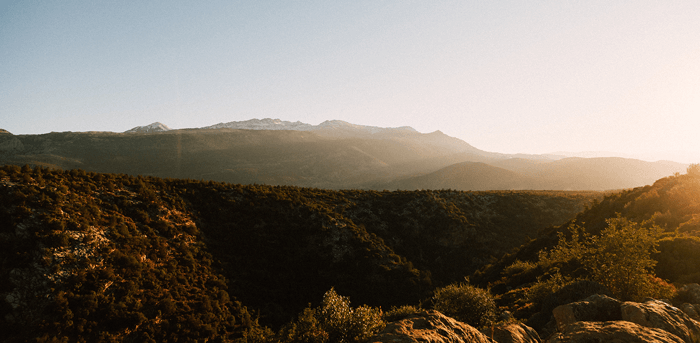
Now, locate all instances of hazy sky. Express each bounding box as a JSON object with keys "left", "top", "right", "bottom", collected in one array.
[{"left": 2, "top": 1, "right": 699, "bottom": 161}]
